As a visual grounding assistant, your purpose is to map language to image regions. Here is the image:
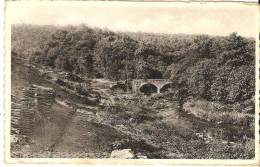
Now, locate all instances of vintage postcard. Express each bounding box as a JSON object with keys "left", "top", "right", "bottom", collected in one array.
[{"left": 3, "top": 1, "right": 259, "bottom": 166}]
